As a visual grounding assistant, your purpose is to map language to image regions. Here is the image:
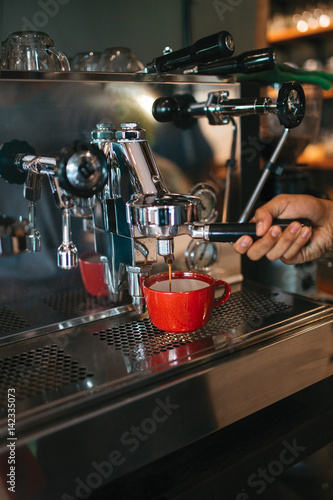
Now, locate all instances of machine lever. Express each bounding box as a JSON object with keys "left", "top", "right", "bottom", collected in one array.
[
  {"left": 144, "top": 31, "right": 235, "bottom": 73},
  {"left": 188, "top": 47, "right": 275, "bottom": 76}
]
